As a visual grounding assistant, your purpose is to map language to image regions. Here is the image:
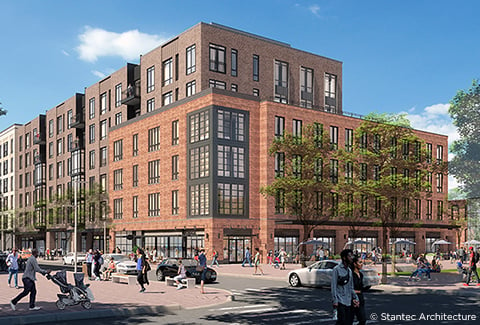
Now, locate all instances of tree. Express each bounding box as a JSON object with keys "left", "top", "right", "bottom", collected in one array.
[
  {"left": 260, "top": 123, "right": 334, "bottom": 265},
  {"left": 0, "top": 101, "right": 7, "bottom": 116},
  {"left": 449, "top": 80, "right": 480, "bottom": 198},
  {"left": 336, "top": 115, "right": 446, "bottom": 283}
]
